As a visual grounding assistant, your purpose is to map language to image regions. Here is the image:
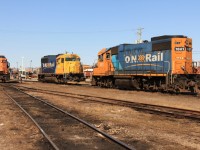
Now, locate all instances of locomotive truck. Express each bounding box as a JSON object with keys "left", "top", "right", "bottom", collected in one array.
[{"left": 92, "top": 35, "right": 200, "bottom": 93}]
